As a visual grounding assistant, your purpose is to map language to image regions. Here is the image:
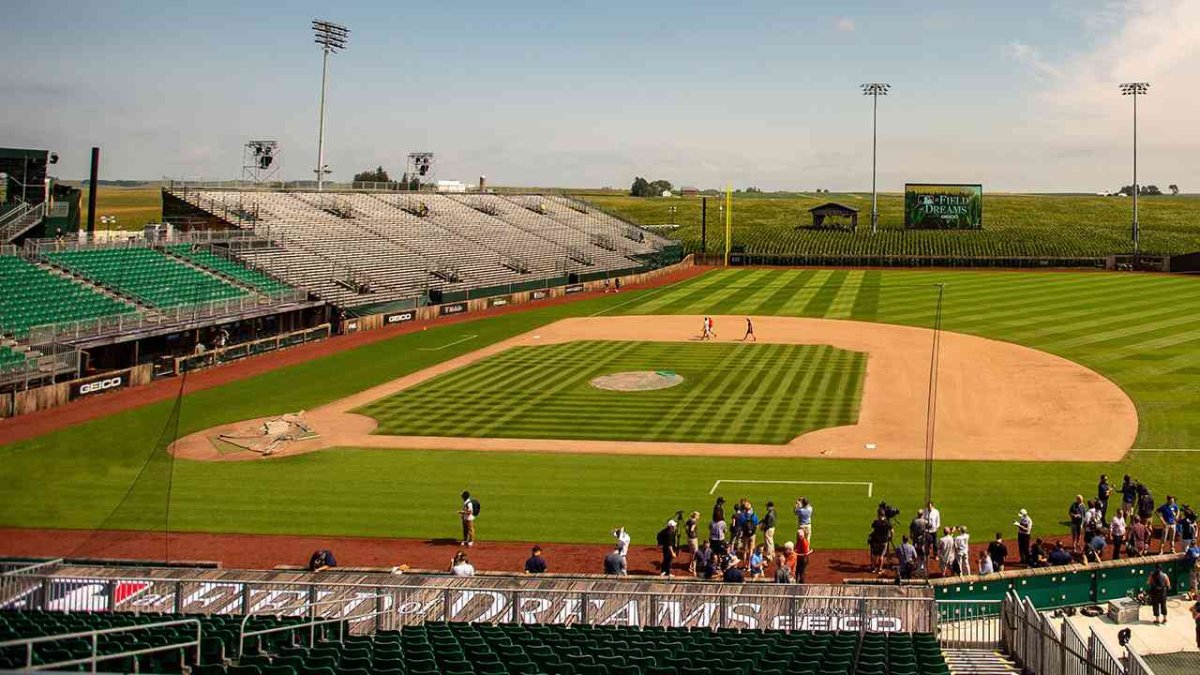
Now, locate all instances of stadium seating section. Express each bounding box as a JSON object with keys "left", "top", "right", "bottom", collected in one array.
[
  {"left": 166, "top": 244, "right": 292, "bottom": 295},
  {"left": 0, "top": 610, "right": 951, "bottom": 675},
  {"left": 171, "top": 190, "right": 675, "bottom": 308},
  {"left": 0, "top": 344, "right": 28, "bottom": 370},
  {"left": 0, "top": 254, "right": 136, "bottom": 335},
  {"left": 45, "top": 247, "right": 250, "bottom": 309}
]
